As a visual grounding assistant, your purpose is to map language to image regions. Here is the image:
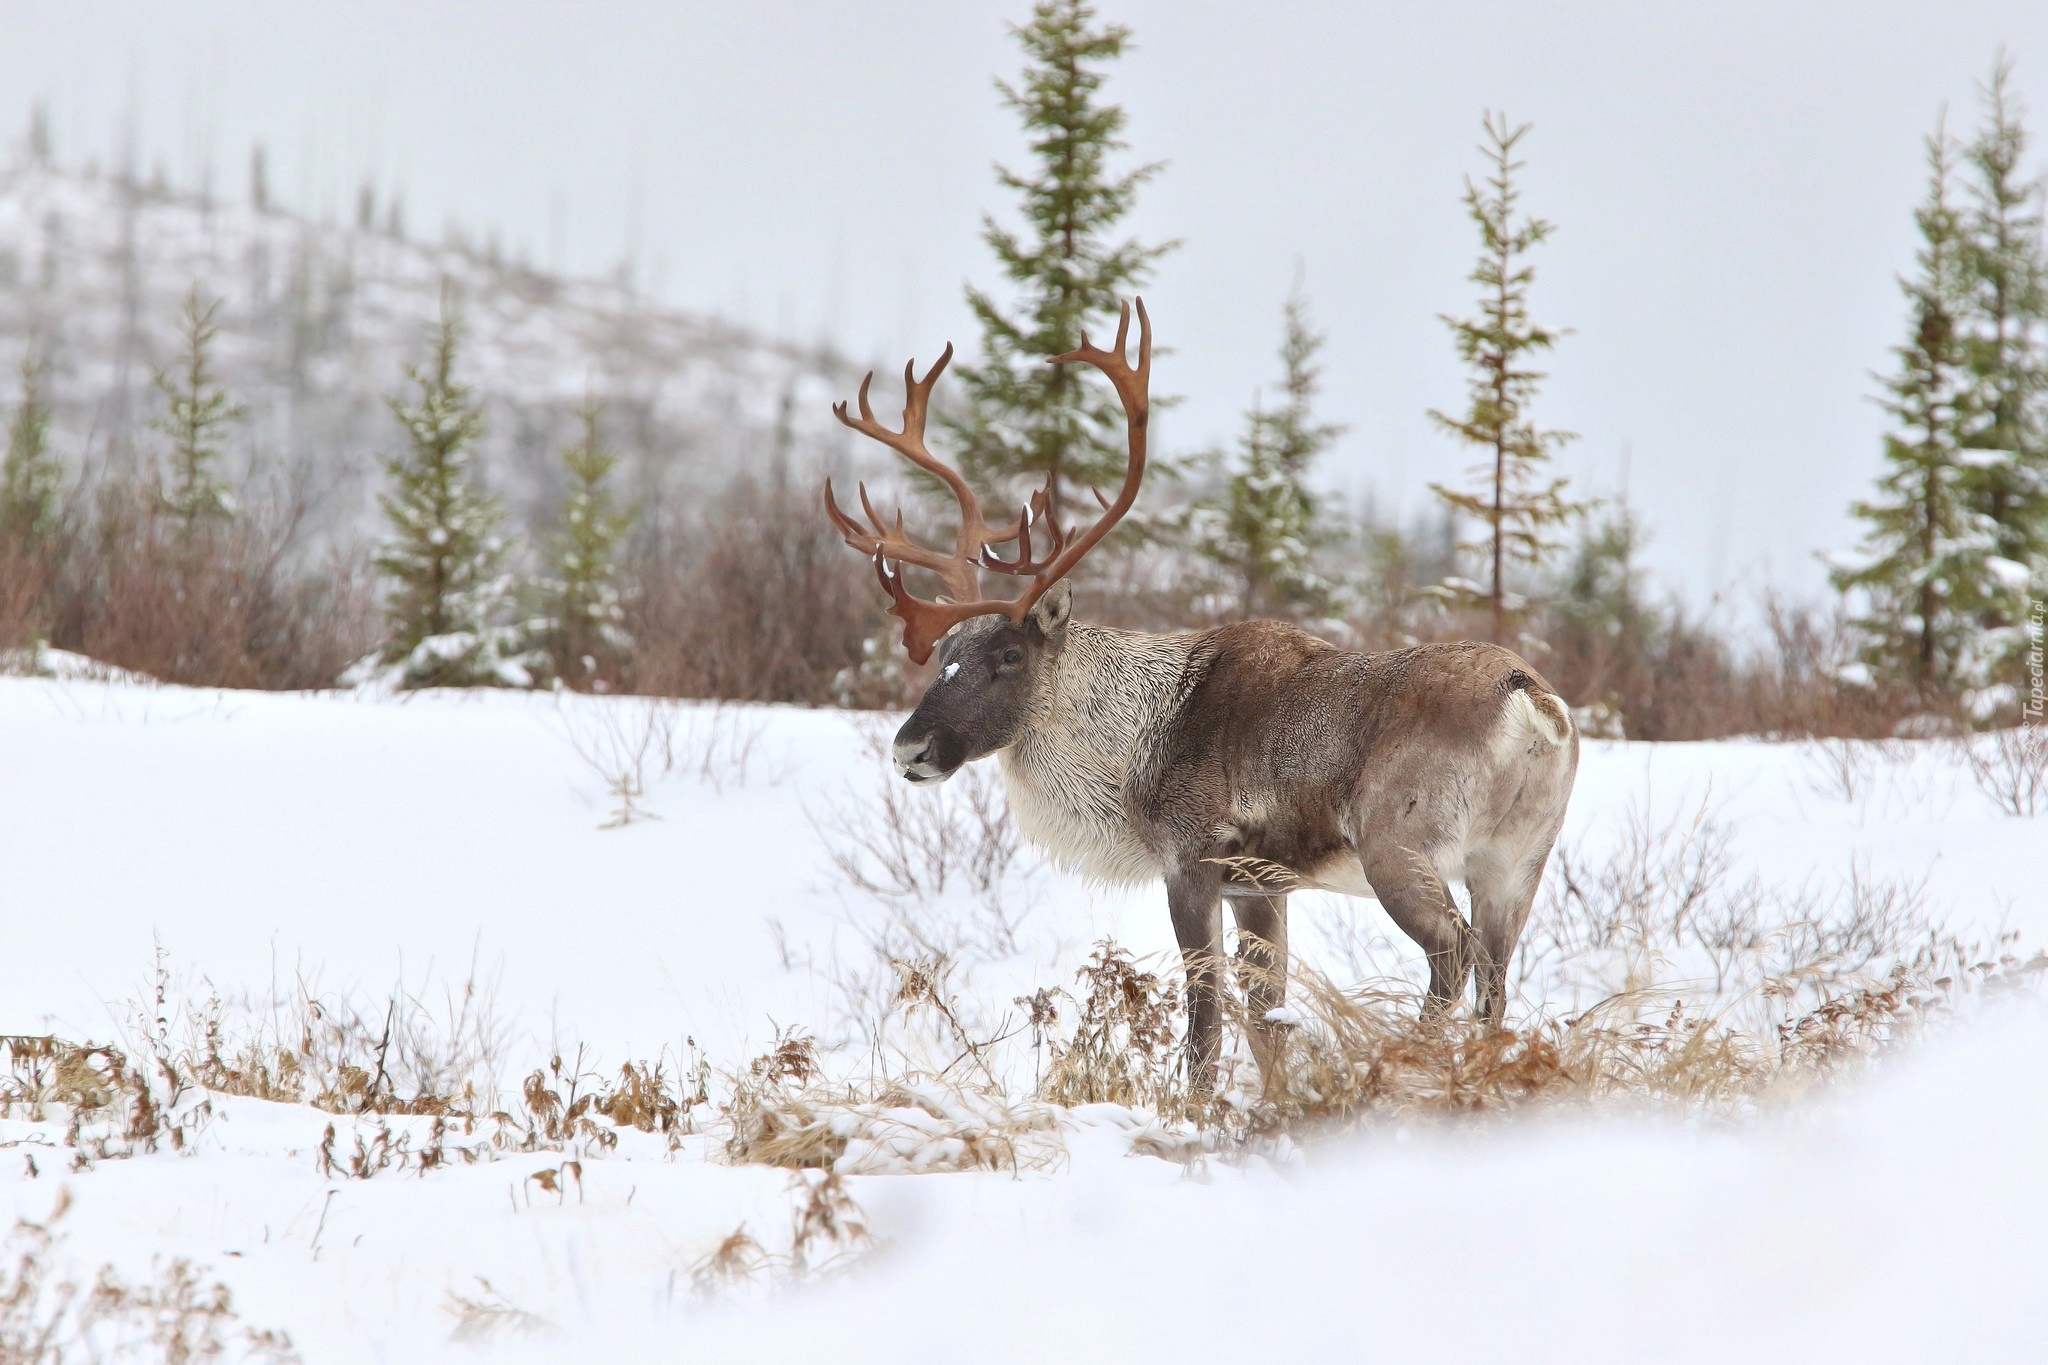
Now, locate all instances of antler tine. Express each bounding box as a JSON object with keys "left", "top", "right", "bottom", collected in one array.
[
  {"left": 996, "top": 297, "right": 1150, "bottom": 618},
  {"left": 870, "top": 550, "right": 1003, "bottom": 665},
  {"left": 824, "top": 476, "right": 900, "bottom": 550},
  {"left": 860, "top": 484, "right": 891, "bottom": 537},
  {"left": 981, "top": 481, "right": 1068, "bottom": 576},
  {"left": 823, "top": 477, "right": 865, "bottom": 543},
  {"left": 829, "top": 344, "right": 1008, "bottom": 555}
]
